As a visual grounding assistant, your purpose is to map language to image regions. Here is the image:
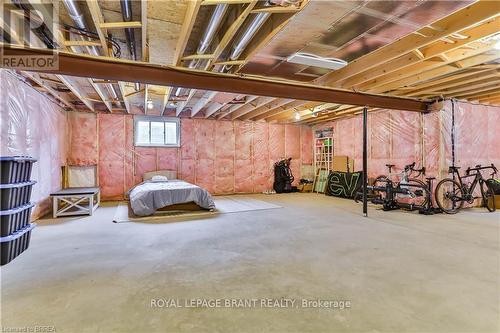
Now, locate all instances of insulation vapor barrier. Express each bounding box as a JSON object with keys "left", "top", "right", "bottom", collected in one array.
[
  {"left": 315, "top": 101, "right": 500, "bottom": 206},
  {"left": 68, "top": 113, "right": 313, "bottom": 199},
  {"left": 0, "top": 70, "right": 68, "bottom": 219}
]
